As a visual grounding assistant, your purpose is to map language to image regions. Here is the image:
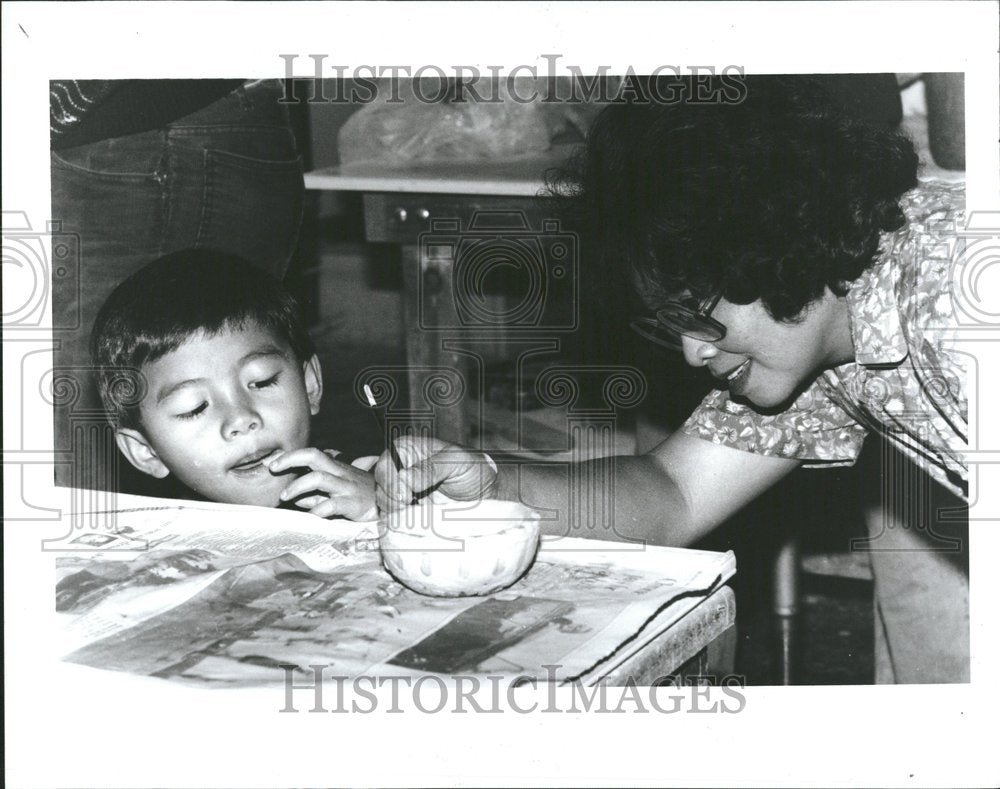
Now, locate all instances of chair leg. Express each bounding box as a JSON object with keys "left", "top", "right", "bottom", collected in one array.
[{"left": 773, "top": 535, "right": 800, "bottom": 684}]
